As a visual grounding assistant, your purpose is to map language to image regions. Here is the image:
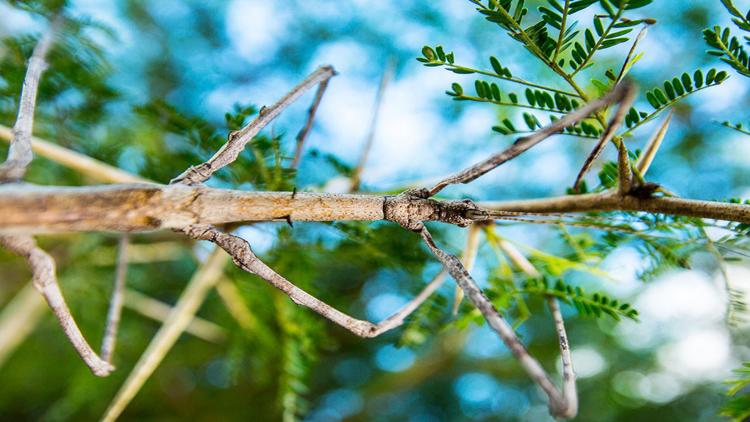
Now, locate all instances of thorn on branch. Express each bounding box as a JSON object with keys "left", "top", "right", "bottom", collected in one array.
[{"left": 573, "top": 82, "right": 637, "bottom": 191}]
